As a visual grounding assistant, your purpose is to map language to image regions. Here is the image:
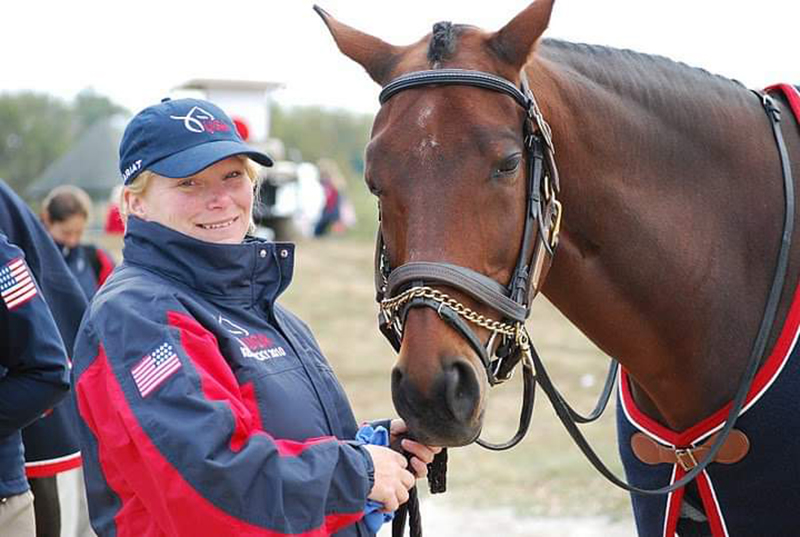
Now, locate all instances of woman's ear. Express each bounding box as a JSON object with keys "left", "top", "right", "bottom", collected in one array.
[{"left": 124, "top": 189, "right": 147, "bottom": 220}]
